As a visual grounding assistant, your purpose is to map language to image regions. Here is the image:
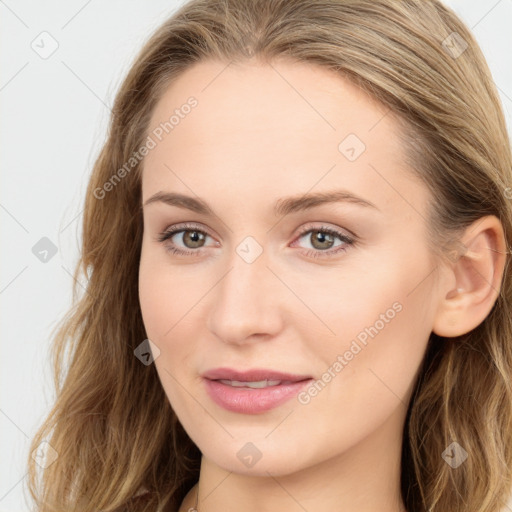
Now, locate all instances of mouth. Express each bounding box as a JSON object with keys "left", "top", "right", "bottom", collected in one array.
[
  {"left": 216, "top": 379, "right": 297, "bottom": 388},
  {"left": 201, "top": 367, "right": 312, "bottom": 383},
  {"left": 201, "top": 367, "right": 314, "bottom": 414}
]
